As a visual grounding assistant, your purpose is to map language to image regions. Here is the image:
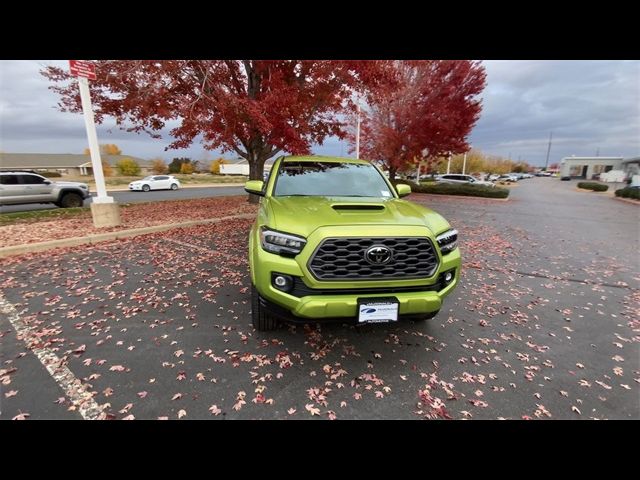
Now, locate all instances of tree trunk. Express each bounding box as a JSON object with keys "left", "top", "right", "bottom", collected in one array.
[
  {"left": 247, "top": 157, "right": 263, "bottom": 204},
  {"left": 388, "top": 167, "right": 397, "bottom": 182}
]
